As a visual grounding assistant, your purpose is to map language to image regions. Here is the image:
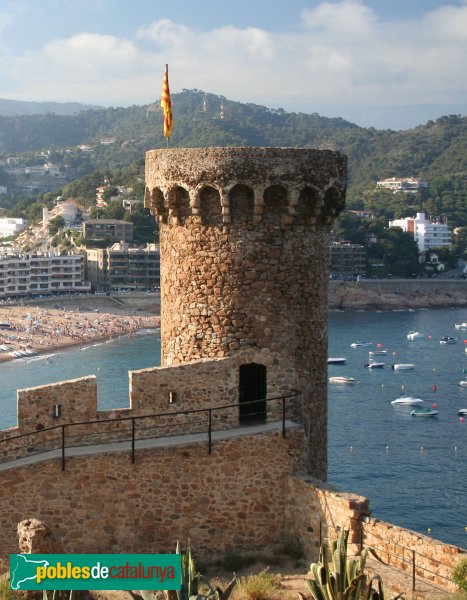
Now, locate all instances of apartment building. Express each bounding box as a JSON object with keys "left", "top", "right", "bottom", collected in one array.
[
  {"left": 389, "top": 212, "right": 452, "bottom": 252},
  {"left": 85, "top": 242, "right": 160, "bottom": 292},
  {"left": 330, "top": 241, "right": 367, "bottom": 278},
  {"left": 84, "top": 219, "right": 133, "bottom": 242},
  {"left": 0, "top": 252, "right": 90, "bottom": 298},
  {"left": 0, "top": 218, "right": 27, "bottom": 238}
]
